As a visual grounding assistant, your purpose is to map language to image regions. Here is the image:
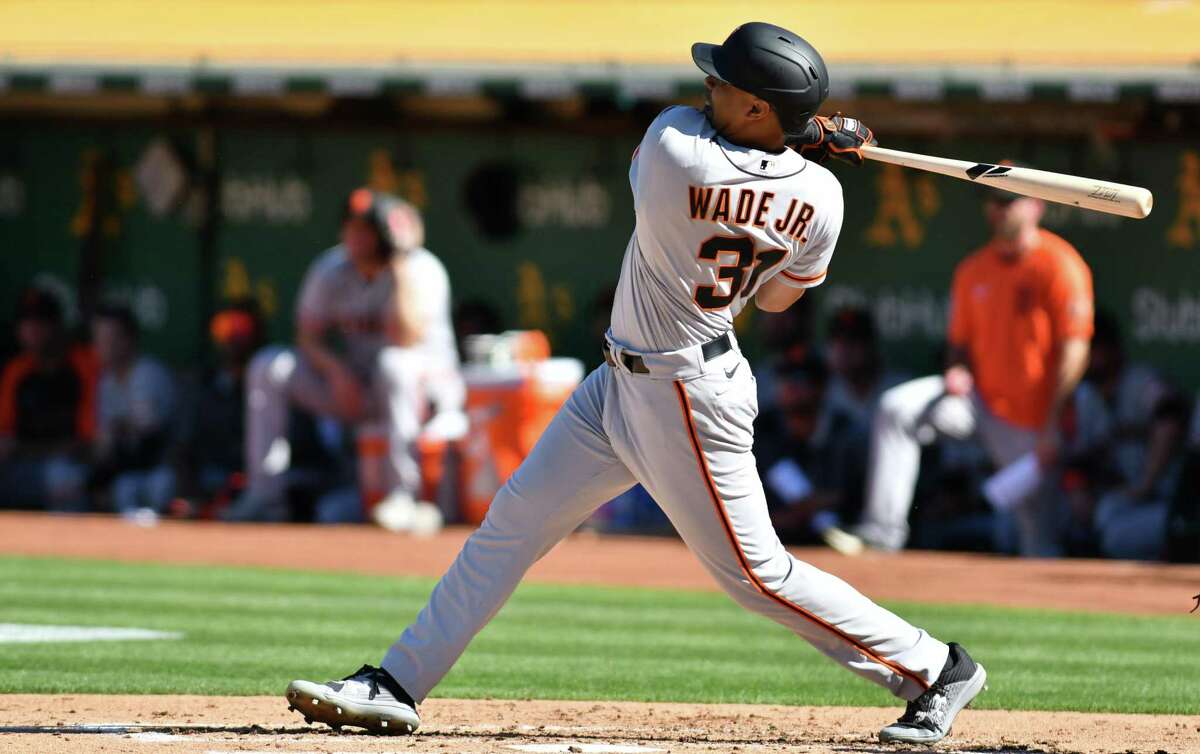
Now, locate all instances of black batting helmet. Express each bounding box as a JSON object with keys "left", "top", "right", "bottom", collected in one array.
[
  {"left": 343, "top": 187, "right": 424, "bottom": 258},
  {"left": 692, "top": 22, "right": 830, "bottom": 138}
]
